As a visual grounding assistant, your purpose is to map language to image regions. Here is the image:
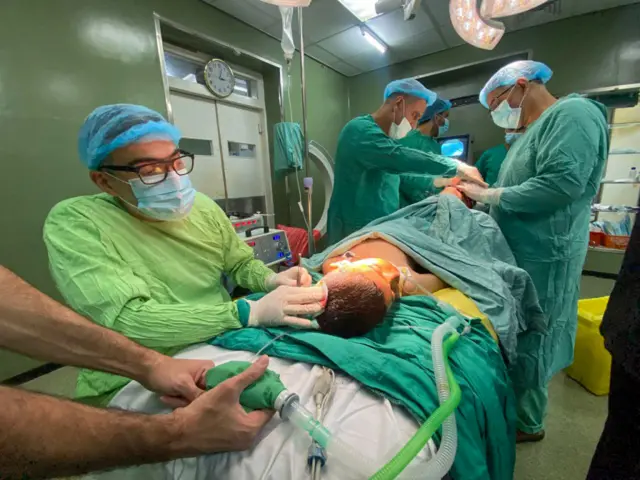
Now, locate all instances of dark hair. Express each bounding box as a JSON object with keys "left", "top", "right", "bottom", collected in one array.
[{"left": 316, "top": 272, "right": 387, "bottom": 338}]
